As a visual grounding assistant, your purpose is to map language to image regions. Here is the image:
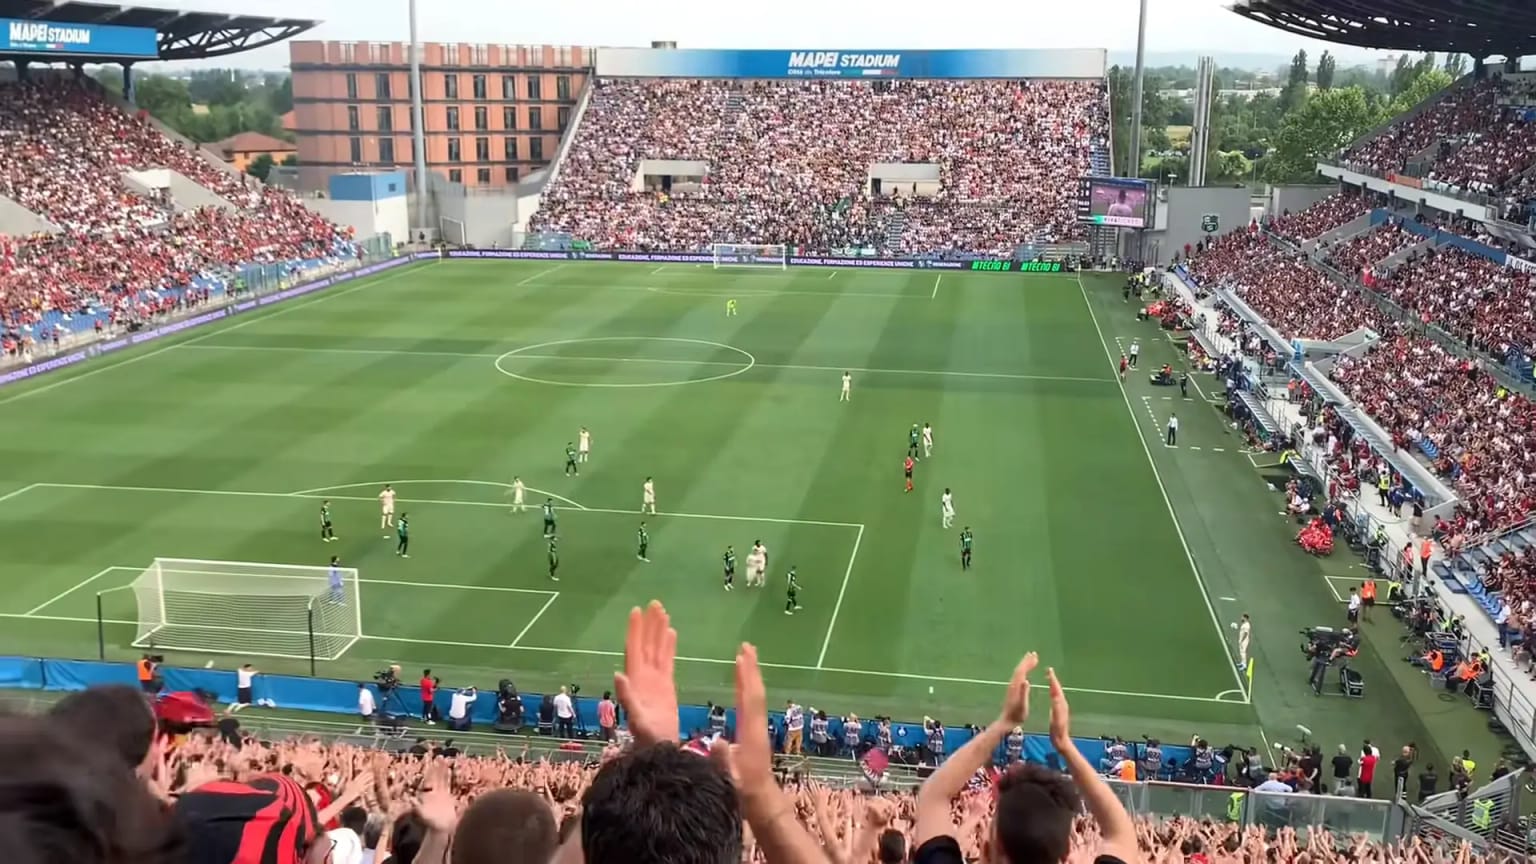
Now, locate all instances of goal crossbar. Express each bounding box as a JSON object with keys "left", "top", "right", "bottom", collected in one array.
[{"left": 130, "top": 558, "right": 362, "bottom": 661}]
